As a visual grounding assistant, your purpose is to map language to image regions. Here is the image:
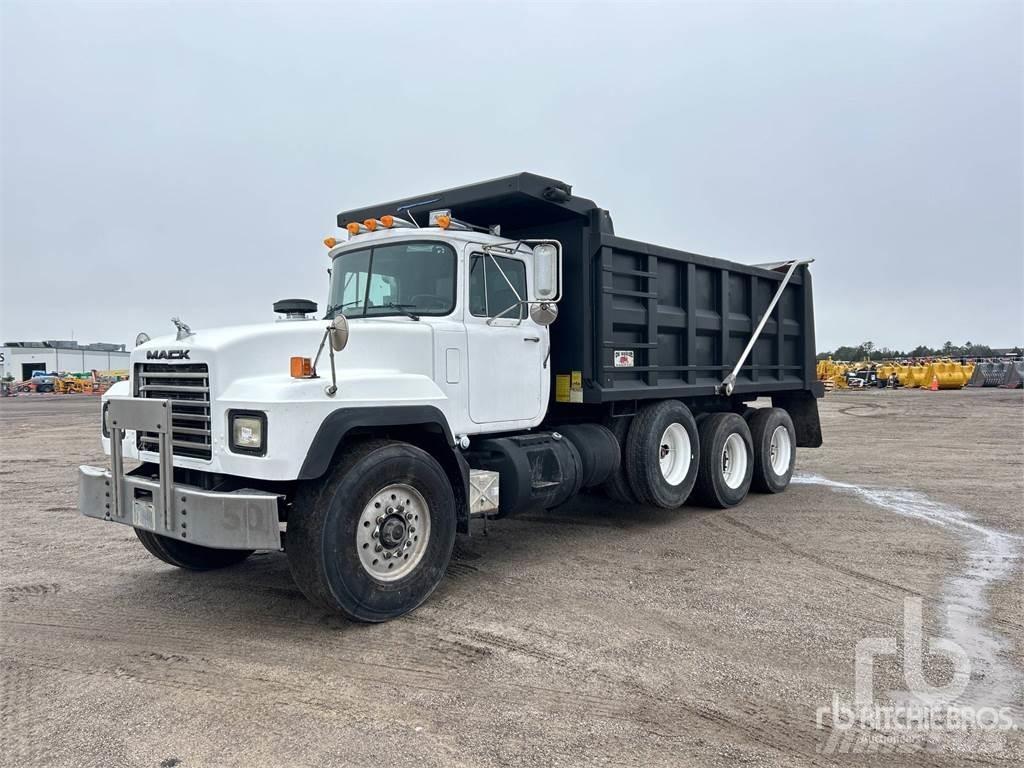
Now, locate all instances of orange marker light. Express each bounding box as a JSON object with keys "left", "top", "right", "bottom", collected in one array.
[
  {"left": 323, "top": 237, "right": 338, "bottom": 248},
  {"left": 290, "top": 356, "right": 313, "bottom": 378},
  {"left": 435, "top": 214, "right": 451, "bottom": 229},
  {"left": 346, "top": 222, "right": 361, "bottom": 236},
  {"left": 380, "top": 215, "right": 394, "bottom": 228},
  {"left": 363, "top": 218, "right": 377, "bottom": 231}
]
